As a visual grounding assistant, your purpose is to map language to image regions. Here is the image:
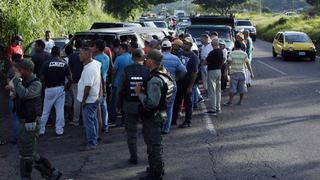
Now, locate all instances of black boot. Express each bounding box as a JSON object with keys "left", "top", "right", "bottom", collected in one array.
[{"left": 128, "top": 144, "right": 138, "bottom": 165}]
